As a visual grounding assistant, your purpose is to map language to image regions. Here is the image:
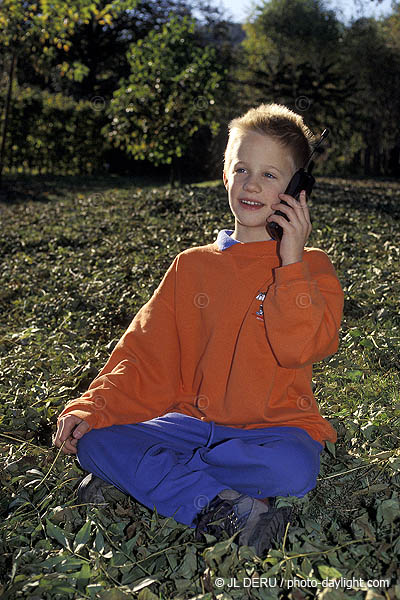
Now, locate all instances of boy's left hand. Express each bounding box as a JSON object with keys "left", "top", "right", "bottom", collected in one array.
[{"left": 267, "top": 190, "right": 312, "bottom": 266}]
